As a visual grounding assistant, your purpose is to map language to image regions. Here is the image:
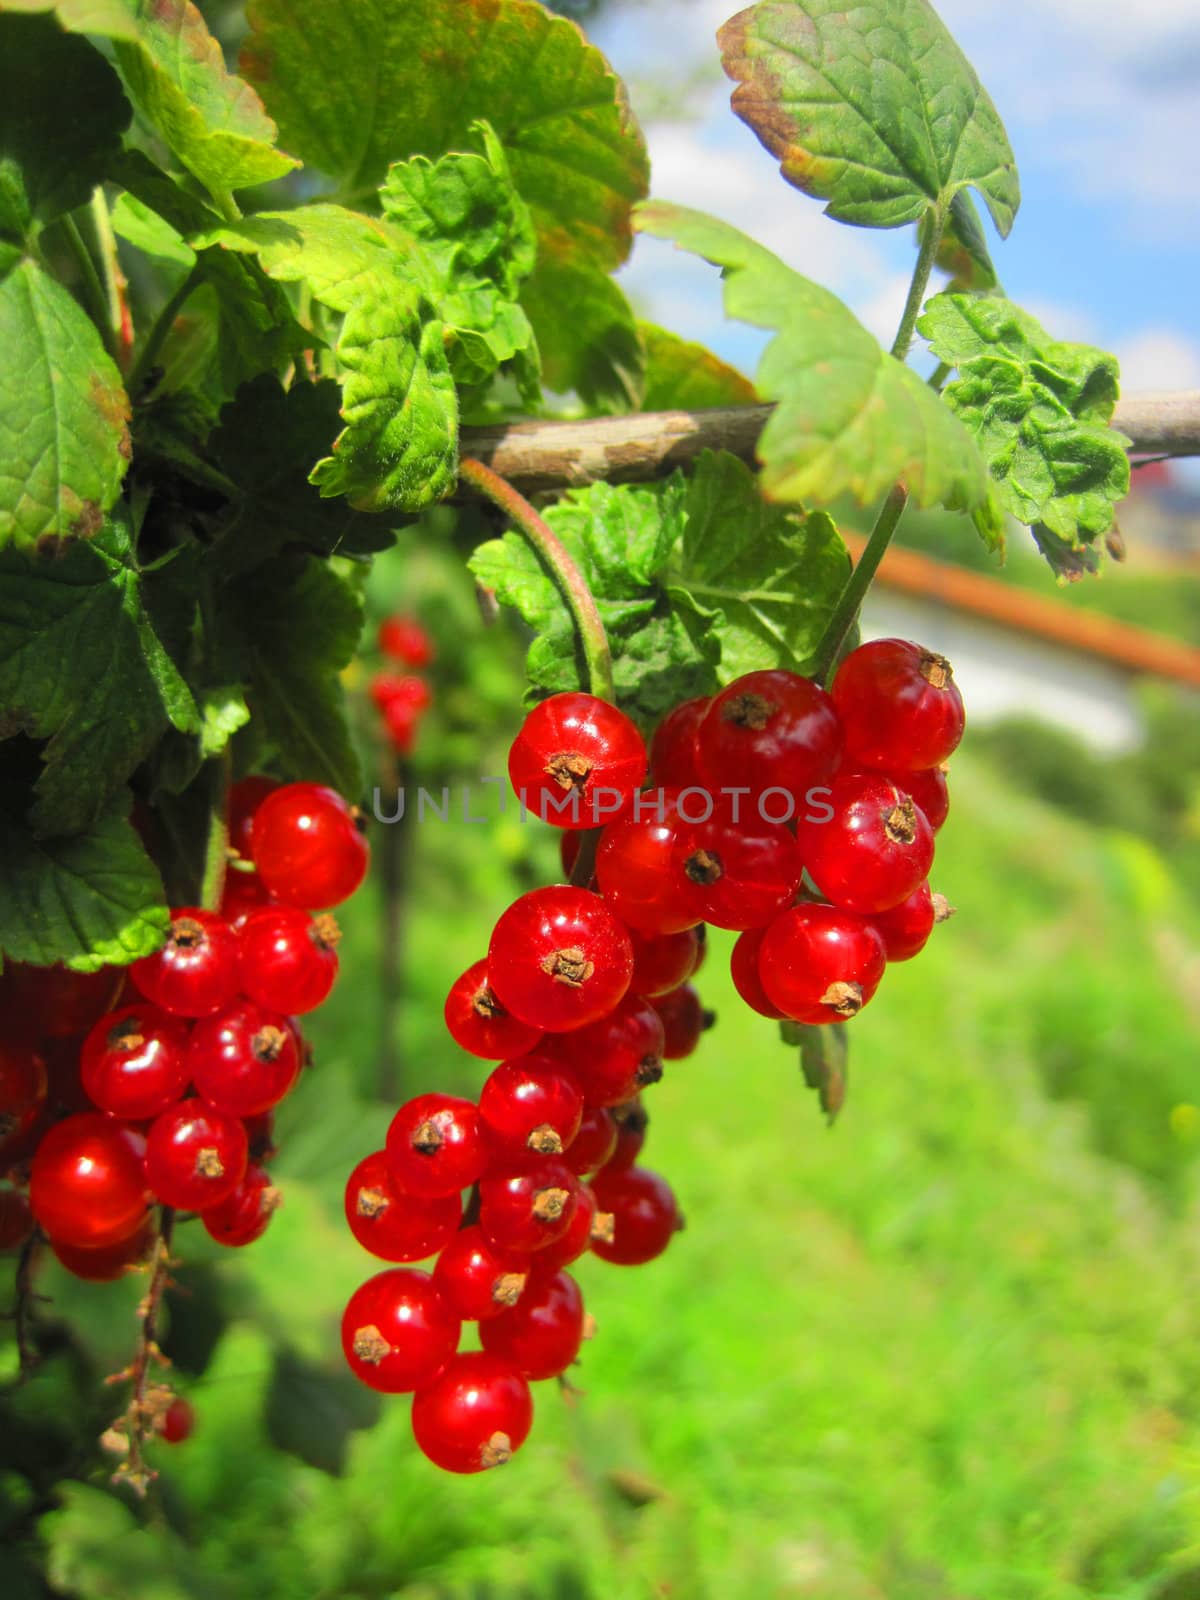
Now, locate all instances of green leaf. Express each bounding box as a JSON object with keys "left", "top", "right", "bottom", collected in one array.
[
  {"left": 0, "top": 789, "right": 168, "bottom": 971},
  {"left": 635, "top": 202, "right": 987, "bottom": 513},
  {"left": 0, "top": 15, "right": 130, "bottom": 243},
  {"left": 781, "top": 1019, "right": 848, "bottom": 1123},
  {"left": 639, "top": 322, "right": 759, "bottom": 410},
  {"left": 239, "top": 0, "right": 649, "bottom": 407},
  {"left": 936, "top": 190, "right": 999, "bottom": 292},
  {"left": 264, "top": 1346, "right": 381, "bottom": 1475},
  {"left": 718, "top": 0, "right": 1019, "bottom": 236},
  {"left": 110, "top": 191, "right": 196, "bottom": 269},
  {"left": 0, "top": 247, "right": 130, "bottom": 551},
  {"left": 917, "top": 292, "right": 1131, "bottom": 566}
]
